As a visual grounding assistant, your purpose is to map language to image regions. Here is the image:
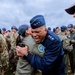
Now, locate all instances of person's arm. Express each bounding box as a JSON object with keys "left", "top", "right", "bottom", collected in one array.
[
  {"left": 62, "top": 39, "right": 73, "bottom": 52},
  {"left": 23, "top": 43, "right": 63, "bottom": 72}
]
